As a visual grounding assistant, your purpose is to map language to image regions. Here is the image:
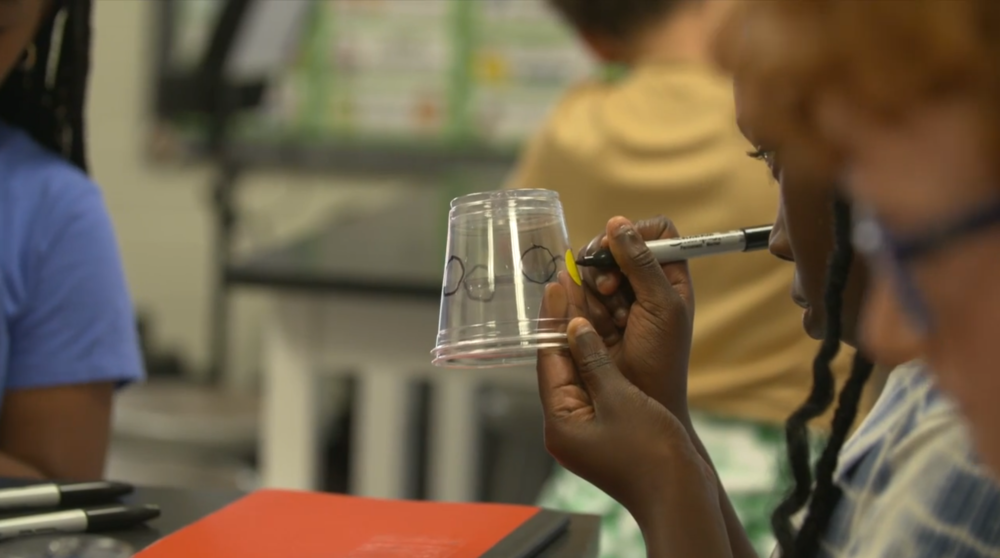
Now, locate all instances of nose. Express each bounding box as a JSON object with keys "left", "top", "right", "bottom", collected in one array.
[
  {"left": 769, "top": 203, "right": 794, "bottom": 262},
  {"left": 859, "top": 274, "right": 924, "bottom": 367}
]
